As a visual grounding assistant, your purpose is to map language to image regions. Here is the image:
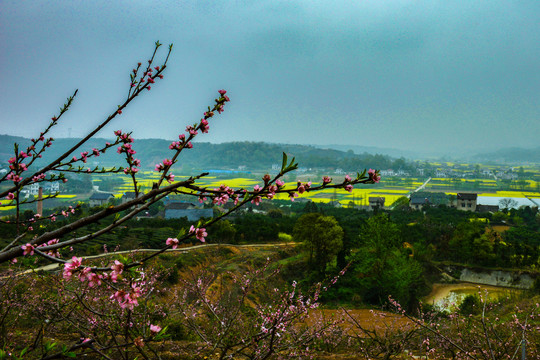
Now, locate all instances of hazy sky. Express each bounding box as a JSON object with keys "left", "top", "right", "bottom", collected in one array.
[{"left": 1, "top": 1, "right": 539, "bottom": 155}]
